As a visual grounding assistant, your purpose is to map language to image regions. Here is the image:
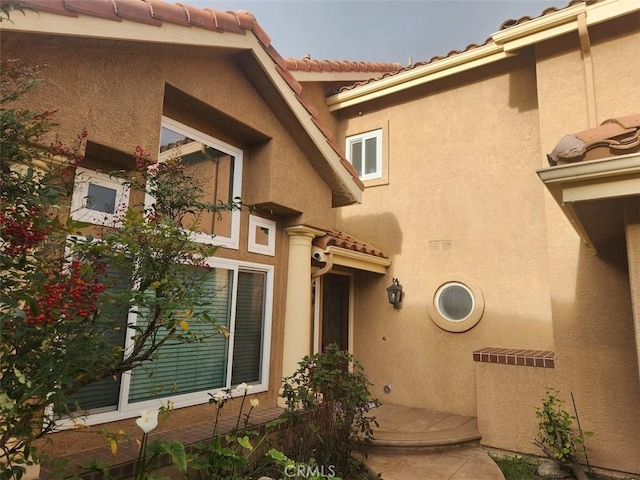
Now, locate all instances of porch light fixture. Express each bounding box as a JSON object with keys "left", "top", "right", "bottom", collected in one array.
[{"left": 386, "top": 278, "right": 403, "bottom": 309}]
